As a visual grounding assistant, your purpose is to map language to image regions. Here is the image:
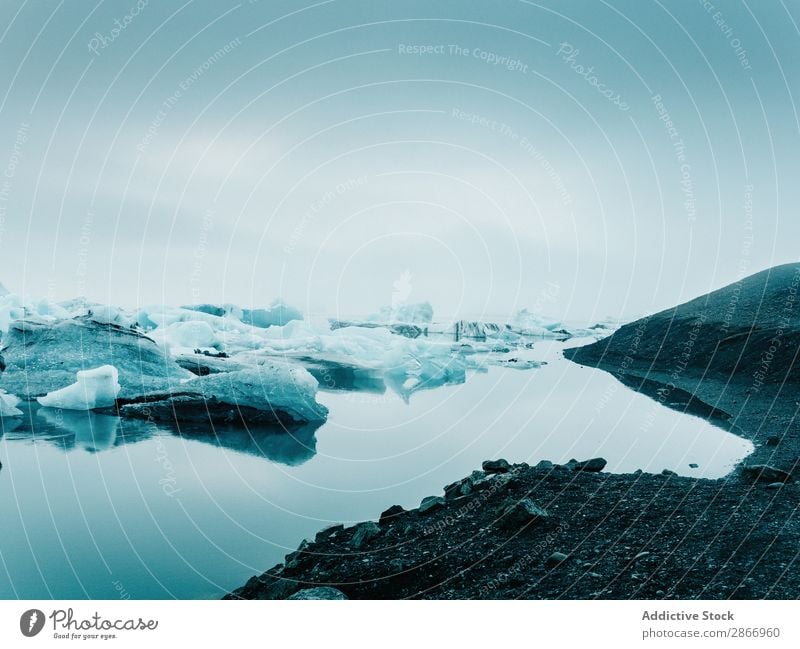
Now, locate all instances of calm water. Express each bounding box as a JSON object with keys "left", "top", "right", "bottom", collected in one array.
[{"left": 0, "top": 340, "right": 753, "bottom": 599}]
